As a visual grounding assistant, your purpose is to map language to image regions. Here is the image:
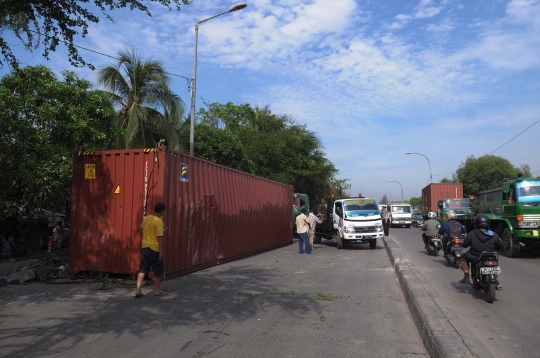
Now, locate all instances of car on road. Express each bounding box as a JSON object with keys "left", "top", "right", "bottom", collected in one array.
[{"left": 412, "top": 210, "right": 423, "bottom": 227}]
